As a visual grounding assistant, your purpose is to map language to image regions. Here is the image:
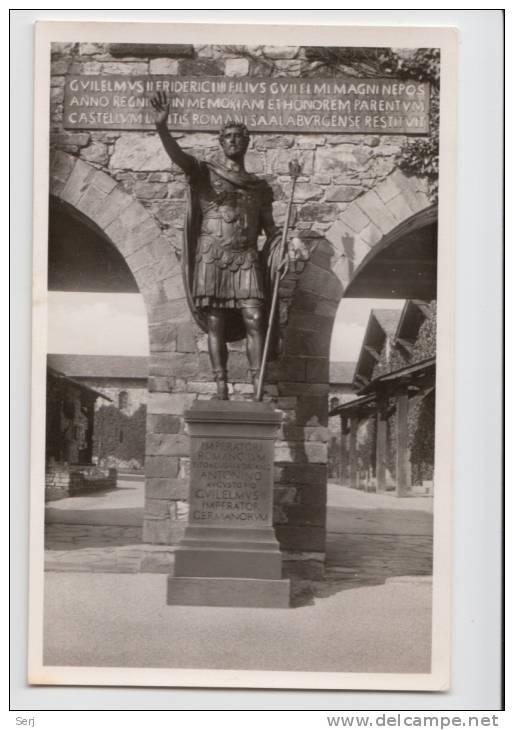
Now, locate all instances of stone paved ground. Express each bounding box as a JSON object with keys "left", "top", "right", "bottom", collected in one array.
[
  {"left": 45, "top": 480, "right": 433, "bottom": 586},
  {"left": 42, "top": 480, "right": 434, "bottom": 673}
]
